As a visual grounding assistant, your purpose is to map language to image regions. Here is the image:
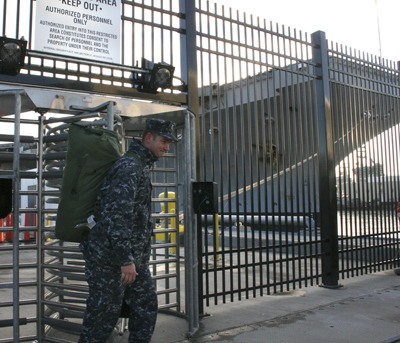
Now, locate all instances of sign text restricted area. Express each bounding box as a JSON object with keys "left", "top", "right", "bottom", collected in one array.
[{"left": 35, "top": 0, "right": 121, "bottom": 63}]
